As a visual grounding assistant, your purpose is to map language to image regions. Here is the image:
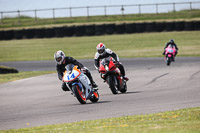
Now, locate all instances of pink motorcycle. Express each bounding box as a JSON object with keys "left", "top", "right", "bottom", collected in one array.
[{"left": 164, "top": 44, "right": 176, "bottom": 66}]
